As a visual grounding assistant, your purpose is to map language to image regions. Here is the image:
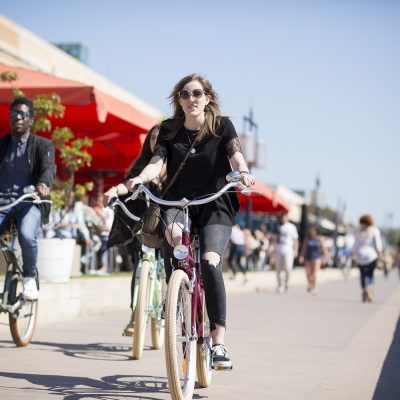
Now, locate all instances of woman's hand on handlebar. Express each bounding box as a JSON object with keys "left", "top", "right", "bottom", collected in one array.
[
  {"left": 103, "top": 183, "right": 130, "bottom": 207},
  {"left": 240, "top": 171, "right": 256, "bottom": 187},
  {"left": 127, "top": 176, "right": 144, "bottom": 192},
  {"left": 103, "top": 187, "right": 118, "bottom": 207}
]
